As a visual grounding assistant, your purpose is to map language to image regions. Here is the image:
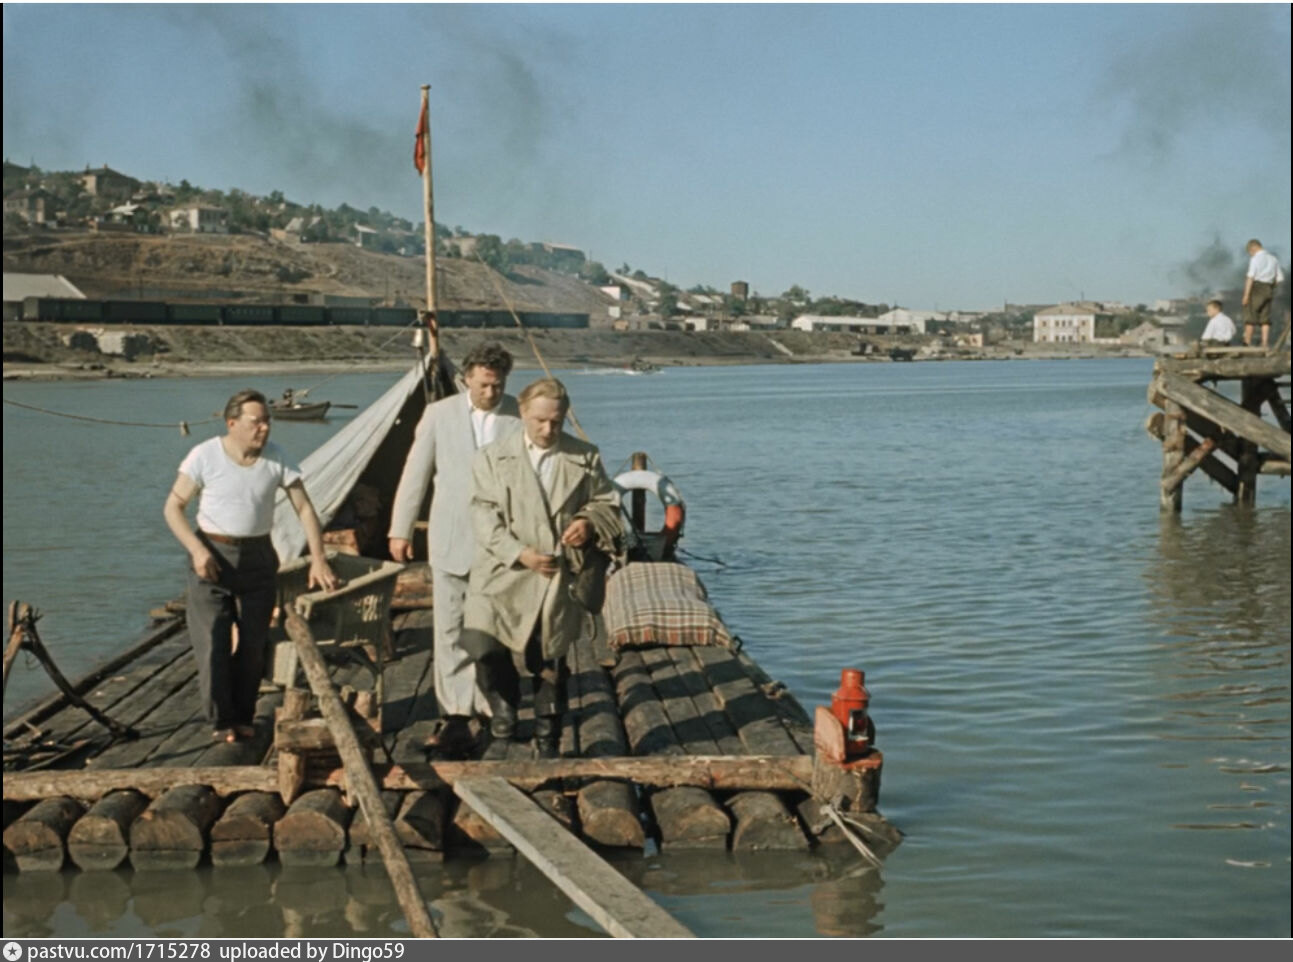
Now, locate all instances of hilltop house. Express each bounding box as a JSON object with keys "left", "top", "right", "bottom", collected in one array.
[
  {"left": 4, "top": 187, "right": 53, "bottom": 225},
  {"left": 80, "top": 166, "right": 140, "bottom": 200},
  {"left": 1033, "top": 302, "right": 1113, "bottom": 344},
  {"left": 168, "top": 204, "right": 229, "bottom": 233}
]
